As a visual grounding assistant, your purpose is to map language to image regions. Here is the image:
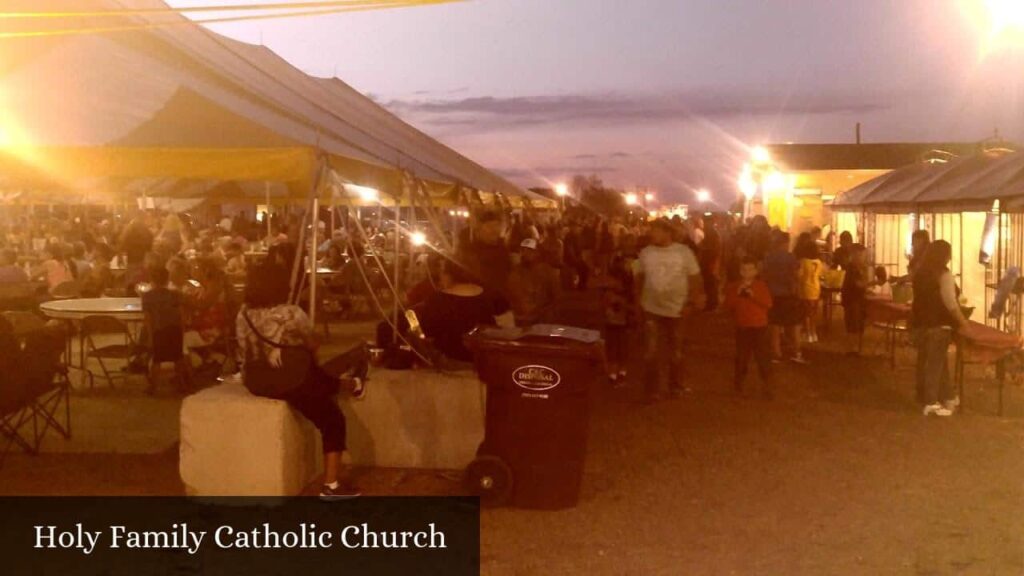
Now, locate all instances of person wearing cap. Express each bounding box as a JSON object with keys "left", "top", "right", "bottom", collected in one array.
[
  {"left": 507, "top": 238, "right": 562, "bottom": 326},
  {"left": 633, "top": 218, "right": 705, "bottom": 403}
]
